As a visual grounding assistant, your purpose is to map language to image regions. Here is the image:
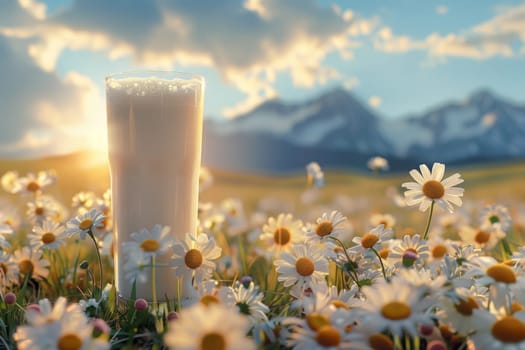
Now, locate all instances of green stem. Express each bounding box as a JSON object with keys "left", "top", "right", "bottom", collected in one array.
[
  {"left": 422, "top": 201, "right": 435, "bottom": 240},
  {"left": 151, "top": 256, "right": 157, "bottom": 311},
  {"left": 88, "top": 230, "right": 103, "bottom": 298},
  {"left": 329, "top": 237, "right": 360, "bottom": 286},
  {"left": 371, "top": 247, "right": 388, "bottom": 281},
  {"left": 501, "top": 238, "right": 513, "bottom": 259}
]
